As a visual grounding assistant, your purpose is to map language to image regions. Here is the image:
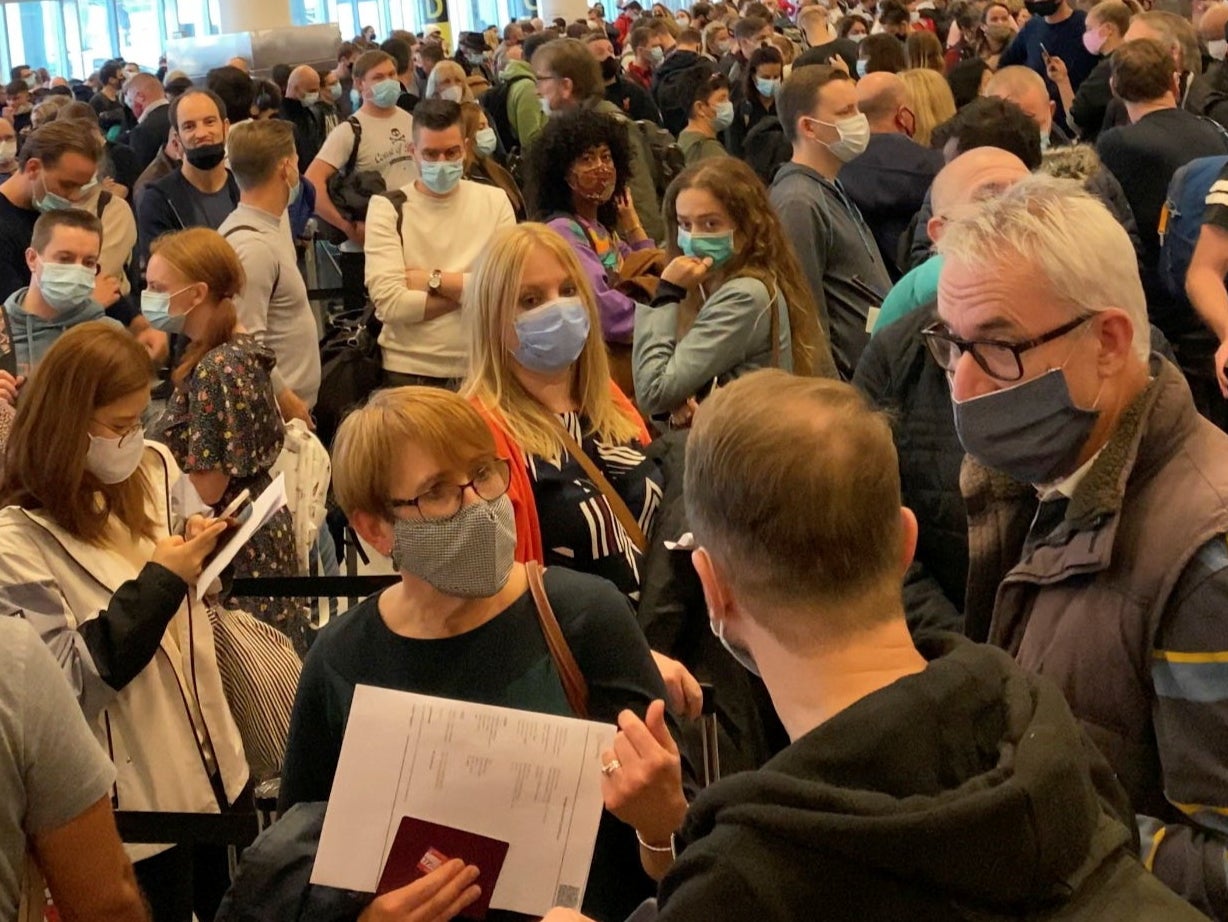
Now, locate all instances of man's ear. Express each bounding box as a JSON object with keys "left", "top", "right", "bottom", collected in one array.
[
  {"left": 899, "top": 506, "right": 918, "bottom": 576},
  {"left": 692, "top": 546, "right": 730, "bottom": 621},
  {"left": 926, "top": 214, "right": 945, "bottom": 244},
  {"left": 24, "top": 247, "right": 37, "bottom": 276}
]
